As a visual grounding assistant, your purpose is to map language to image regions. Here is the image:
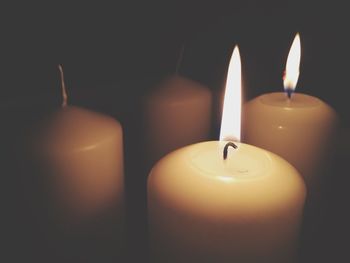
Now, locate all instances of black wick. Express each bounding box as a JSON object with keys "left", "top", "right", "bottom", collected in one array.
[
  {"left": 223, "top": 142, "right": 238, "bottom": 160},
  {"left": 285, "top": 88, "right": 293, "bottom": 99}
]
